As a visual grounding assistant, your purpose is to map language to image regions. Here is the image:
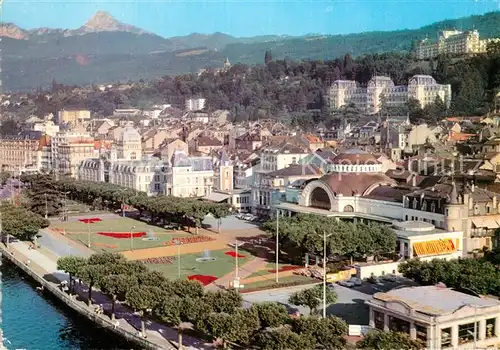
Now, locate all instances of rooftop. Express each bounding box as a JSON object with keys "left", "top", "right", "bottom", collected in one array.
[{"left": 373, "top": 286, "right": 500, "bottom": 316}]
